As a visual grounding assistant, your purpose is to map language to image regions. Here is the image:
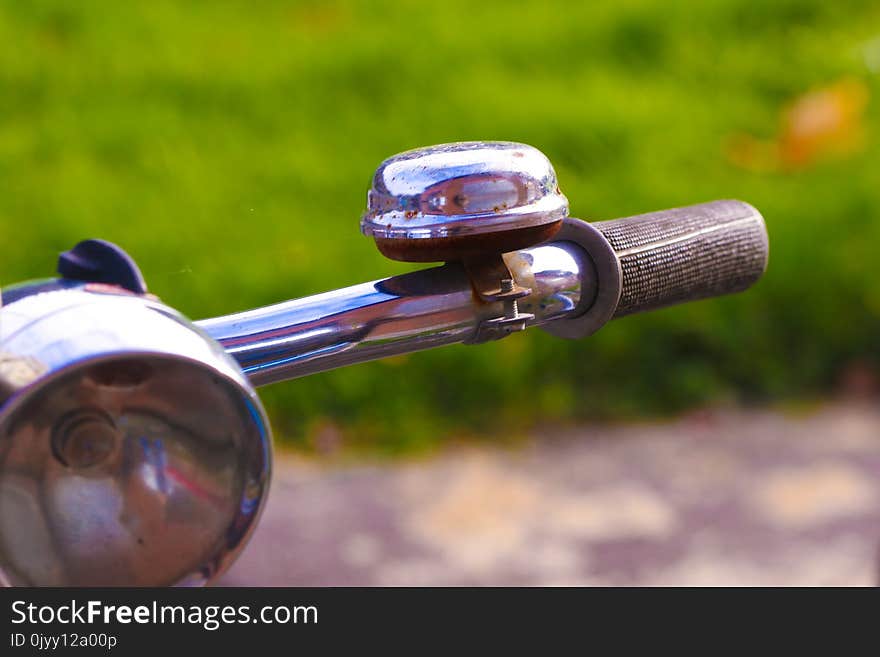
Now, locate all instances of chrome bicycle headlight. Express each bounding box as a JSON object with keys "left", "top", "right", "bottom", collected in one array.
[{"left": 0, "top": 285, "right": 271, "bottom": 586}]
